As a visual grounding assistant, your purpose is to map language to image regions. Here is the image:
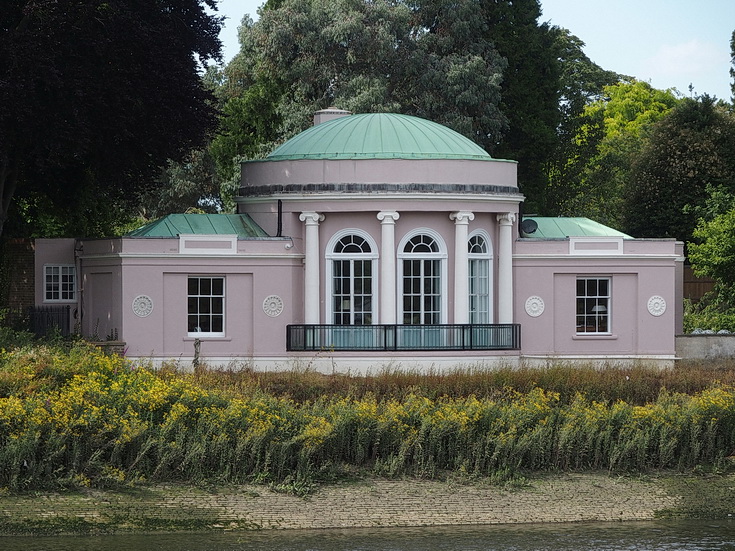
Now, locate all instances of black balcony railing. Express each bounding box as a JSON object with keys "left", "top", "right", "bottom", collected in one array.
[{"left": 286, "top": 324, "right": 521, "bottom": 352}]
